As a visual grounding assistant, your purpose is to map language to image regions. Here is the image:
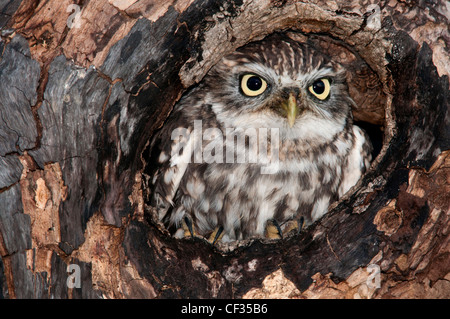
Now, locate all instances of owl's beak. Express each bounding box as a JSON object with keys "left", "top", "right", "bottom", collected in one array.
[{"left": 281, "top": 92, "right": 299, "bottom": 128}]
